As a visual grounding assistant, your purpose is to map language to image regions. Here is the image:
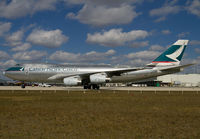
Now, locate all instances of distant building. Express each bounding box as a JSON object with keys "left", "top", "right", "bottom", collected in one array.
[{"left": 157, "top": 74, "right": 200, "bottom": 87}]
